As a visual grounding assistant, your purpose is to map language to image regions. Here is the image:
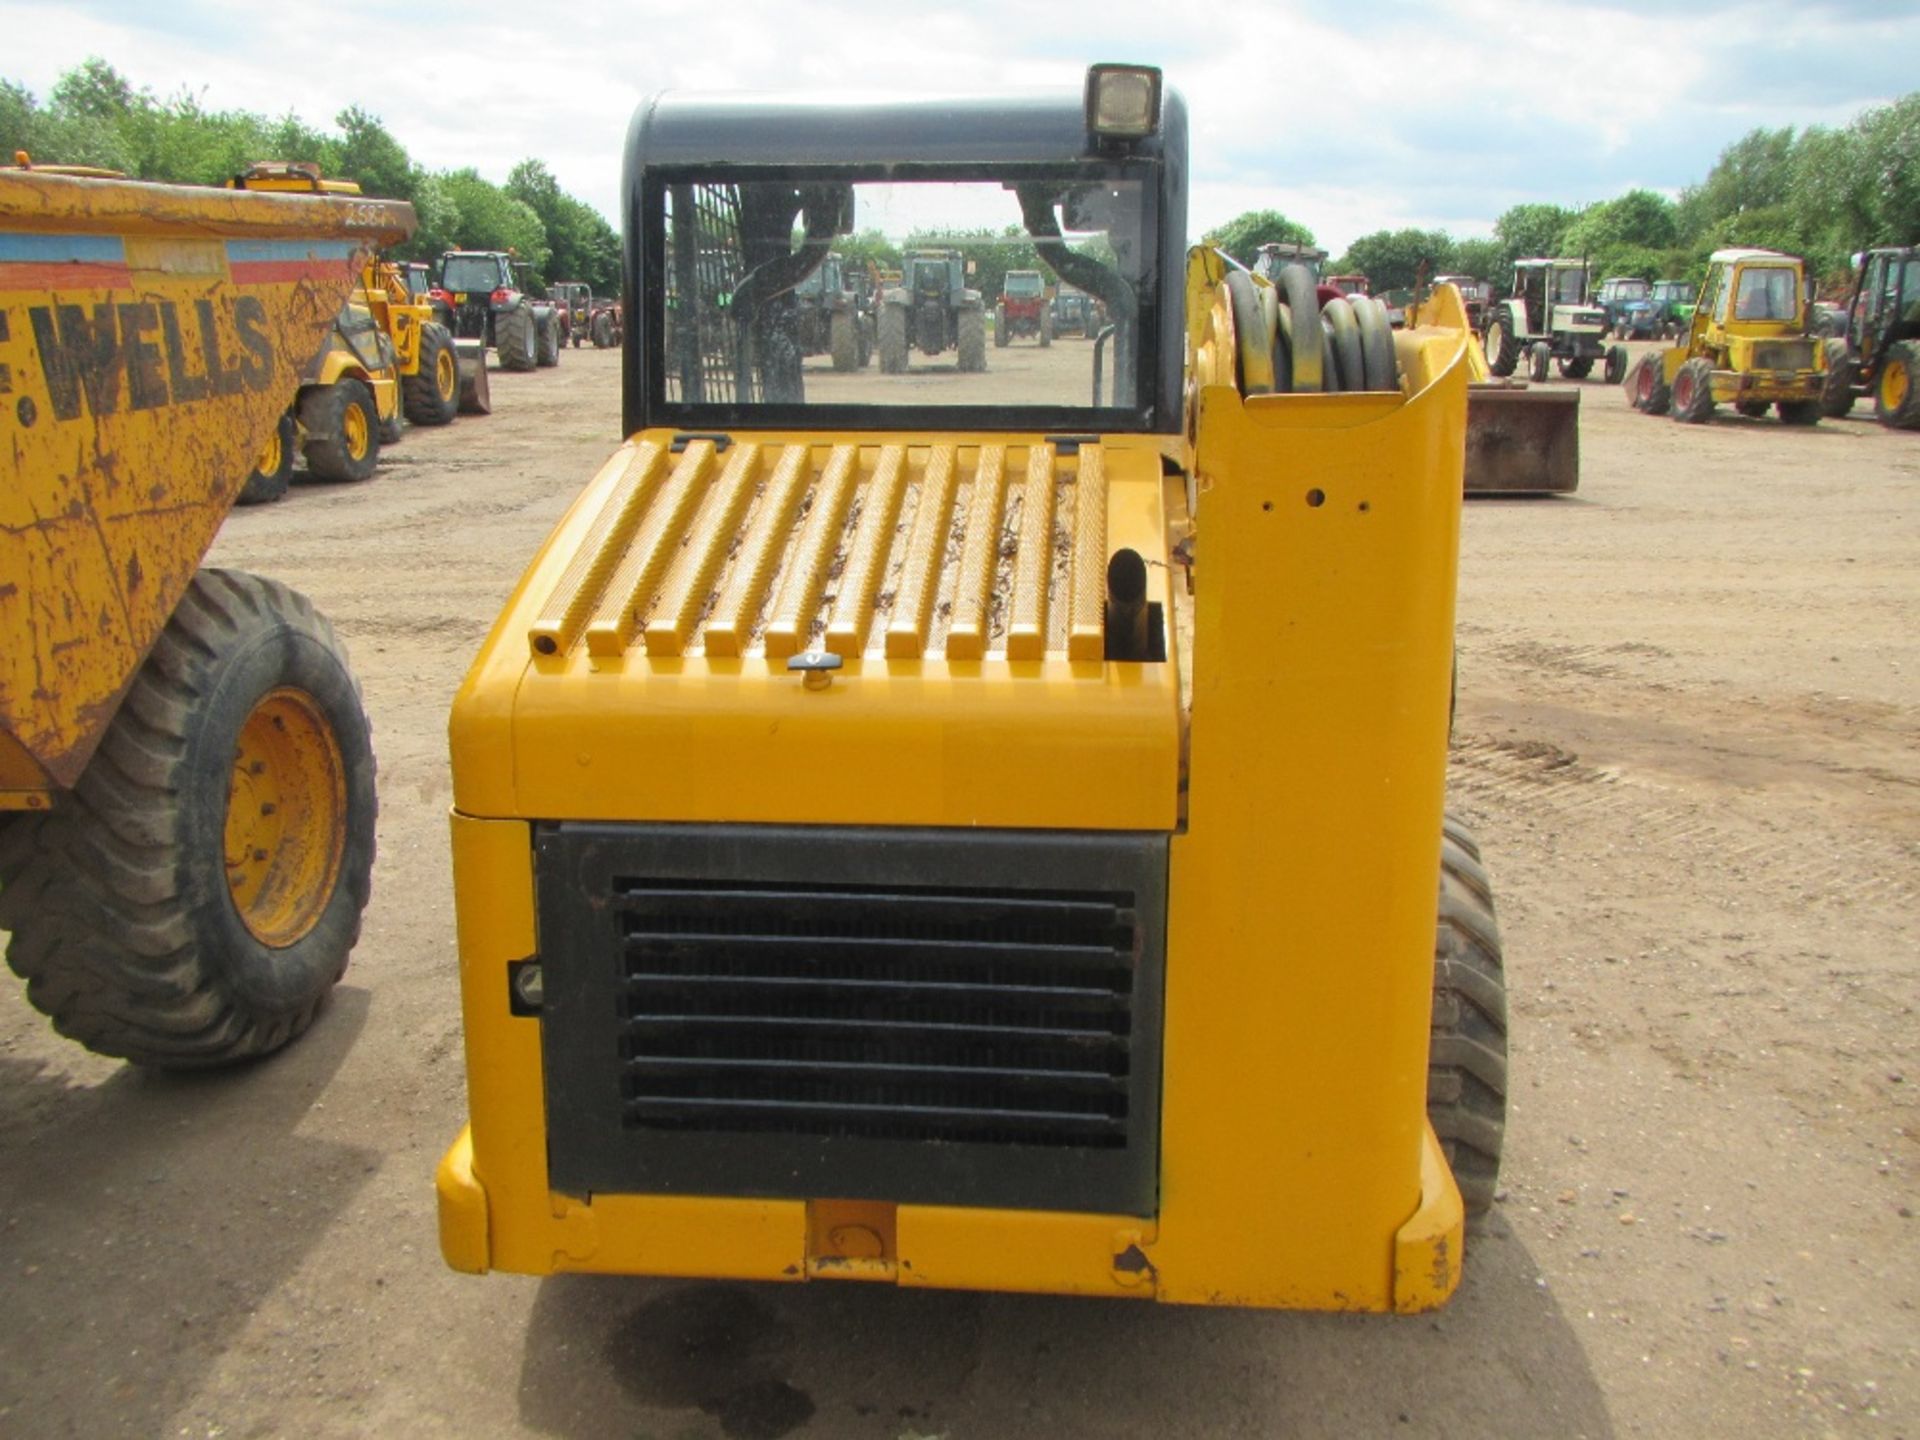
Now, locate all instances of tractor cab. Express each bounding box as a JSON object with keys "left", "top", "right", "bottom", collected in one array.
[{"left": 1483, "top": 259, "right": 1610, "bottom": 380}]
